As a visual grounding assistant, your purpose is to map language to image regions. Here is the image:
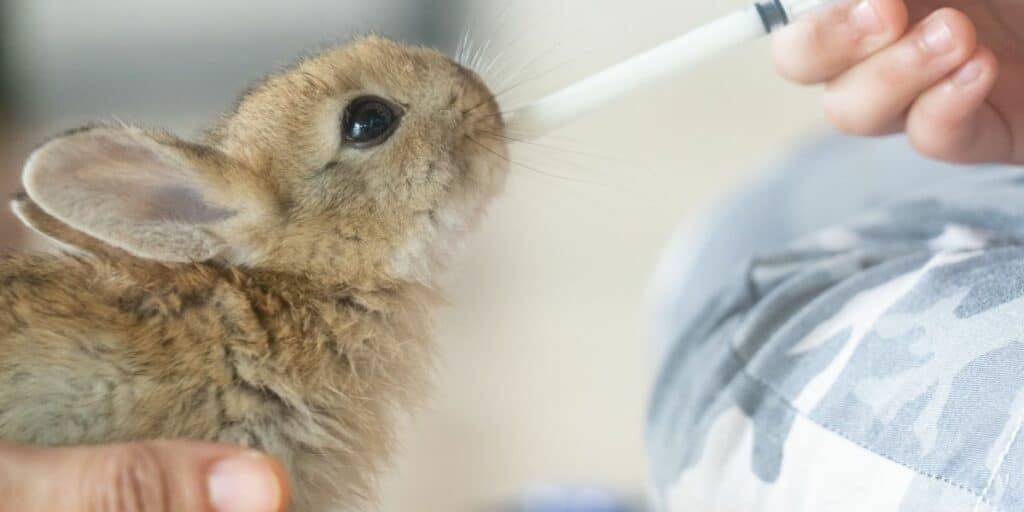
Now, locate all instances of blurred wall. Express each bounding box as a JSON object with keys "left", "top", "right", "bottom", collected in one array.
[
  {"left": 0, "top": 2, "right": 11, "bottom": 112},
  {"left": 4, "top": 0, "right": 459, "bottom": 129},
  {"left": 0, "top": 0, "right": 24, "bottom": 250}
]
